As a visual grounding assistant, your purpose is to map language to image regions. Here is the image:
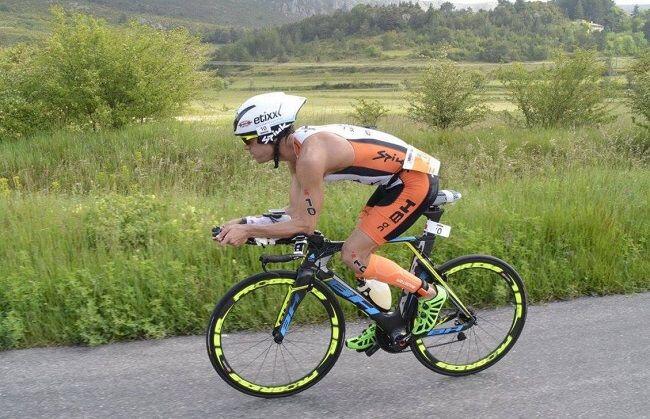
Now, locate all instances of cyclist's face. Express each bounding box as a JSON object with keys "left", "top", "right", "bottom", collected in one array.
[{"left": 244, "top": 139, "right": 273, "bottom": 163}]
